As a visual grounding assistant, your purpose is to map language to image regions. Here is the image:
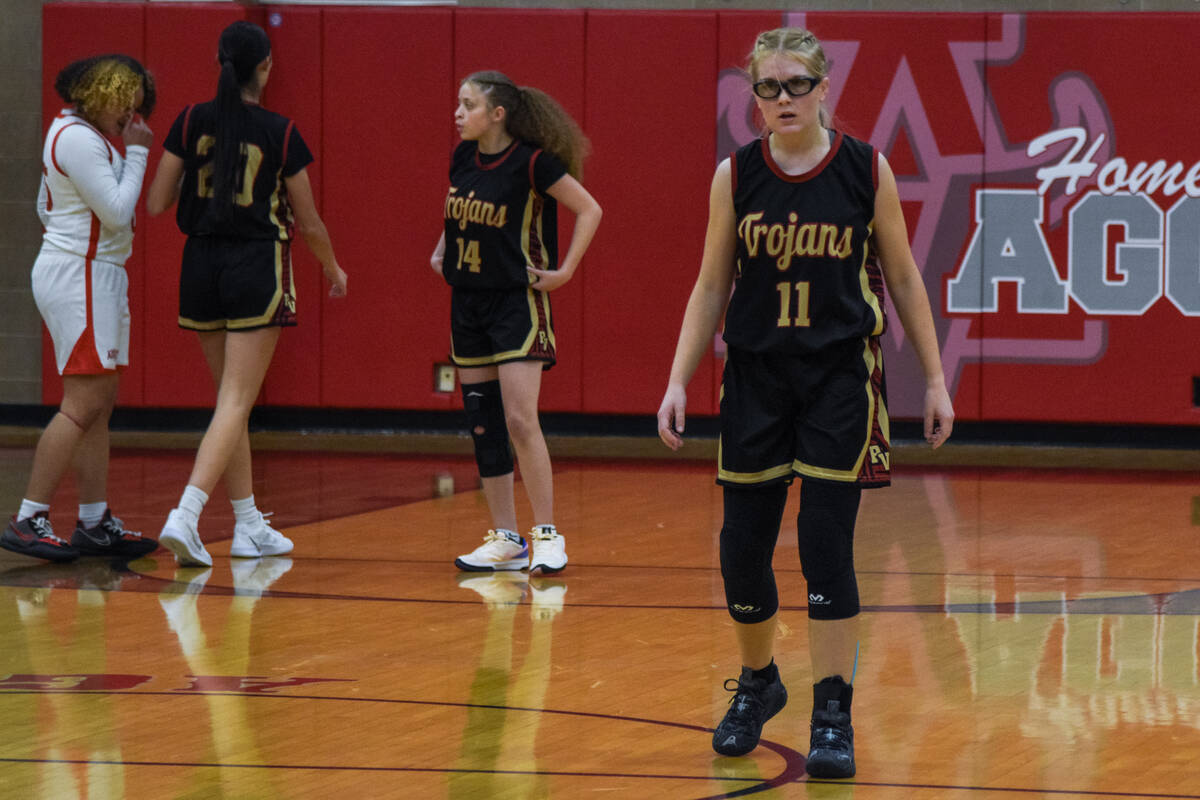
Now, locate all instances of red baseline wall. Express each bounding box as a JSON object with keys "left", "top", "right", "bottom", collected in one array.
[{"left": 39, "top": 6, "right": 1200, "bottom": 426}]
